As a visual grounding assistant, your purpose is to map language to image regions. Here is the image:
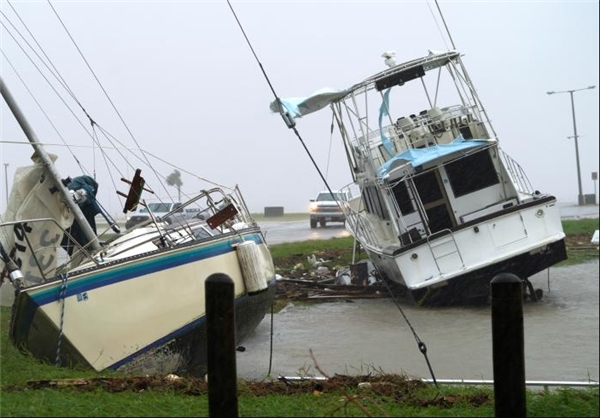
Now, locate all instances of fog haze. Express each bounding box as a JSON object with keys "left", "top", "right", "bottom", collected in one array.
[{"left": 1, "top": 1, "right": 598, "bottom": 215}]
